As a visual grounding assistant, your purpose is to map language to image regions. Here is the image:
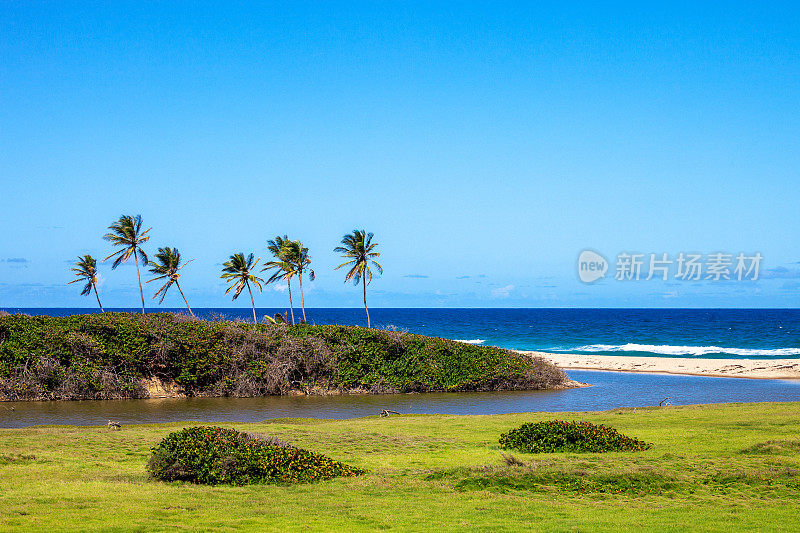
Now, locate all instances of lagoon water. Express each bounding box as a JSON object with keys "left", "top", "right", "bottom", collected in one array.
[
  {"left": 4, "top": 370, "right": 800, "bottom": 429},
  {"left": 6, "top": 307, "right": 800, "bottom": 358},
  {"left": 3, "top": 308, "right": 799, "bottom": 428}
]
